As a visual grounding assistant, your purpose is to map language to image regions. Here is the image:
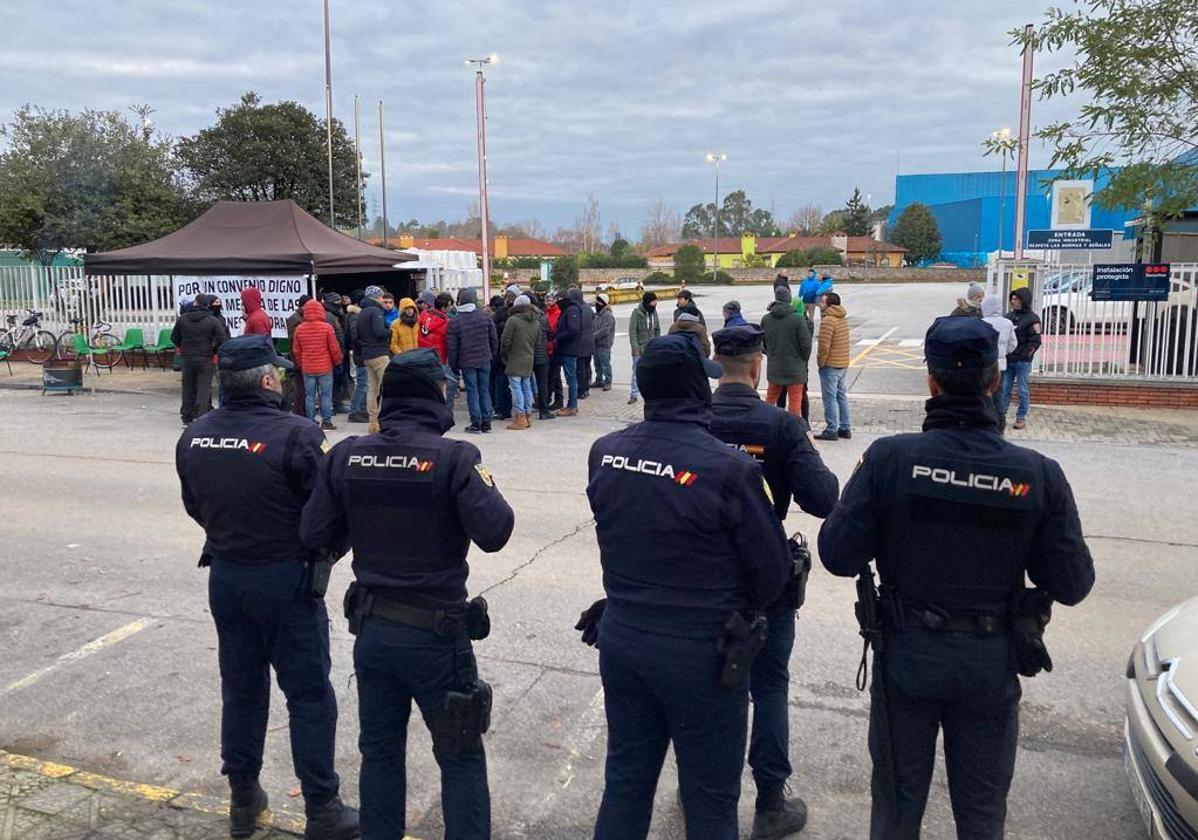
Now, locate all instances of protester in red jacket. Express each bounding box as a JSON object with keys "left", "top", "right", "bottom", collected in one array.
[
  {"left": 418, "top": 292, "right": 451, "bottom": 363},
  {"left": 291, "top": 299, "right": 343, "bottom": 429},
  {"left": 240, "top": 287, "right": 272, "bottom": 336}
]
